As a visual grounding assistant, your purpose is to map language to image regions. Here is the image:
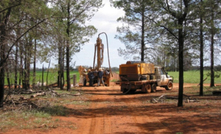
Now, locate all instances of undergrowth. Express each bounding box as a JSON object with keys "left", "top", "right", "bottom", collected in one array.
[{"left": 0, "top": 87, "right": 86, "bottom": 132}]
